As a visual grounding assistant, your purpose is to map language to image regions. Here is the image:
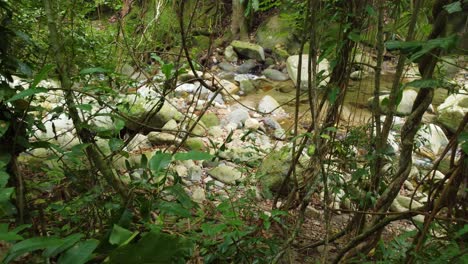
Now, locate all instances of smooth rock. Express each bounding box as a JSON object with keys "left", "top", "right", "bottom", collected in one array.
[
  {"left": 147, "top": 132, "right": 180, "bottom": 144},
  {"left": 262, "top": 68, "right": 290, "bottom": 81},
  {"left": 350, "top": 70, "right": 369, "bottom": 80},
  {"left": 415, "top": 124, "right": 448, "bottom": 155},
  {"left": 192, "top": 186, "right": 206, "bottom": 203},
  {"left": 286, "top": 55, "right": 330, "bottom": 89},
  {"left": 437, "top": 93, "right": 468, "bottom": 132},
  {"left": 258, "top": 95, "right": 284, "bottom": 114},
  {"left": 239, "top": 79, "right": 256, "bottom": 94},
  {"left": 370, "top": 89, "right": 434, "bottom": 116},
  {"left": 224, "top": 45, "right": 238, "bottom": 63},
  {"left": 200, "top": 112, "right": 220, "bottom": 127},
  {"left": 125, "top": 134, "right": 152, "bottom": 152},
  {"left": 231, "top": 40, "right": 265, "bottom": 61},
  {"left": 218, "top": 61, "right": 236, "bottom": 72},
  {"left": 236, "top": 59, "right": 258, "bottom": 74},
  {"left": 219, "top": 79, "right": 239, "bottom": 95},
  {"left": 227, "top": 108, "right": 250, "bottom": 127},
  {"left": 188, "top": 166, "right": 203, "bottom": 182},
  {"left": 208, "top": 165, "right": 243, "bottom": 184},
  {"left": 208, "top": 126, "right": 224, "bottom": 137},
  {"left": 244, "top": 118, "right": 260, "bottom": 130},
  {"left": 162, "top": 119, "right": 179, "bottom": 131},
  {"left": 185, "top": 137, "right": 205, "bottom": 151}
]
